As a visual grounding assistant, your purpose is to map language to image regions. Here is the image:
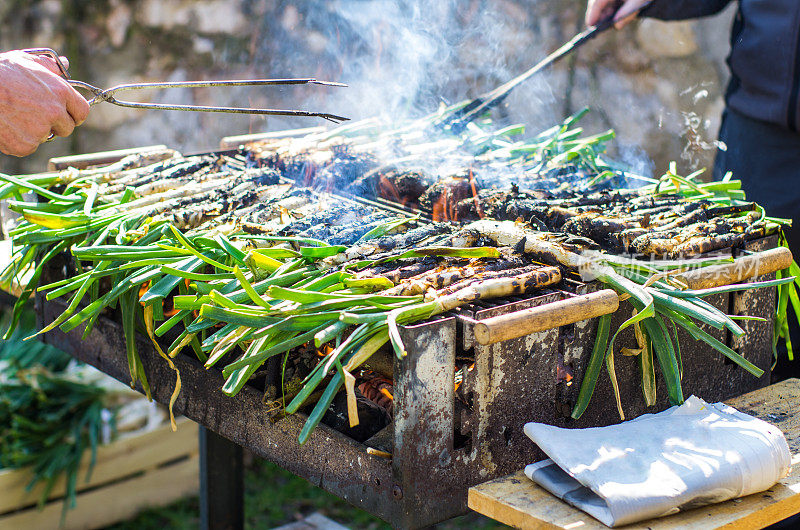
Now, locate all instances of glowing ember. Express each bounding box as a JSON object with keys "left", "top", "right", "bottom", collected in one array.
[
  {"left": 317, "top": 344, "right": 335, "bottom": 357},
  {"left": 557, "top": 363, "right": 574, "bottom": 386}
]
